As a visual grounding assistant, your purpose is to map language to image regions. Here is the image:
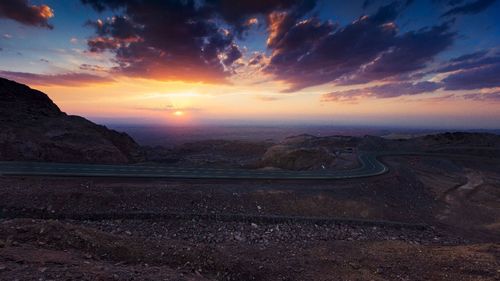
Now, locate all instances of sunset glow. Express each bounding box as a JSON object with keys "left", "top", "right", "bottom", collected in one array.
[{"left": 0, "top": 0, "right": 499, "bottom": 128}]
